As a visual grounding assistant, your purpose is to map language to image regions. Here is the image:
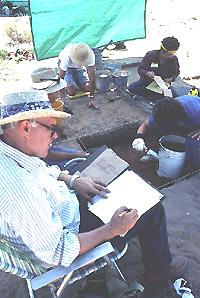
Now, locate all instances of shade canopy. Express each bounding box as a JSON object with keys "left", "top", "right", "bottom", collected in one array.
[{"left": 29, "top": 0, "right": 147, "bottom": 60}]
